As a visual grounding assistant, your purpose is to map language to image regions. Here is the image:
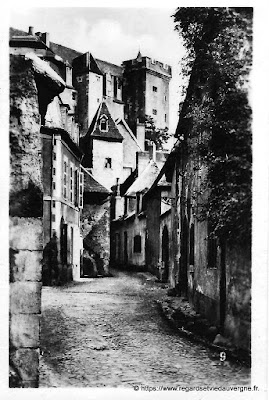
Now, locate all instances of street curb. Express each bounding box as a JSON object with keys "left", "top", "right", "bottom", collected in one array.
[{"left": 156, "top": 300, "right": 251, "bottom": 368}]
